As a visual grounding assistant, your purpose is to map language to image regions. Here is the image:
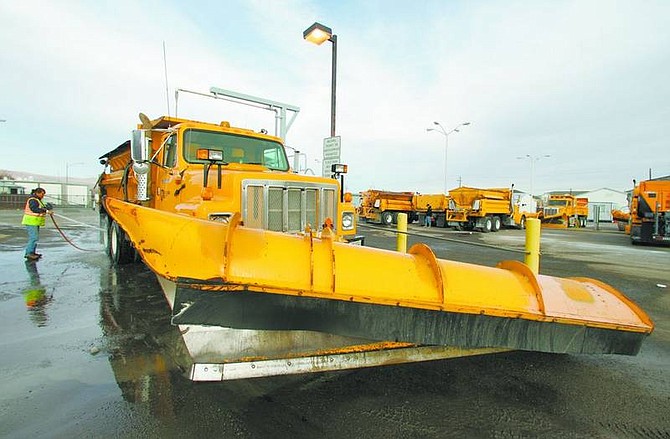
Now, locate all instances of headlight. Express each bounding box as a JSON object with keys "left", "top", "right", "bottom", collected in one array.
[{"left": 341, "top": 212, "right": 354, "bottom": 230}]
